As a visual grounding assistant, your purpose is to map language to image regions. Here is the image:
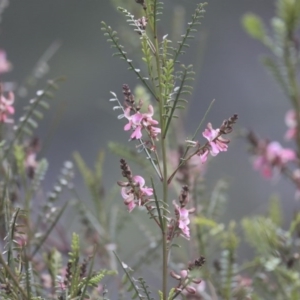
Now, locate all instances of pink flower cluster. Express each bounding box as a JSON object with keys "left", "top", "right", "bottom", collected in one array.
[
  {"left": 0, "top": 91, "right": 14, "bottom": 123},
  {"left": 124, "top": 104, "right": 161, "bottom": 140},
  {"left": 172, "top": 201, "right": 194, "bottom": 239},
  {"left": 198, "top": 123, "right": 229, "bottom": 163},
  {"left": 120, "top": 175, "right": 153, "bottom": 212},
  {"left": 168, "top": 186, "right": 195, "bottom": 240},
  {"left": 171, "top": 269, "right": 203, "bottom": 295},
  {"left": 253, "top": 140, "right": 296, "bottom": 178},
  {"left": 170, "top": 257, "right": 206, "bottom": 296}
]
